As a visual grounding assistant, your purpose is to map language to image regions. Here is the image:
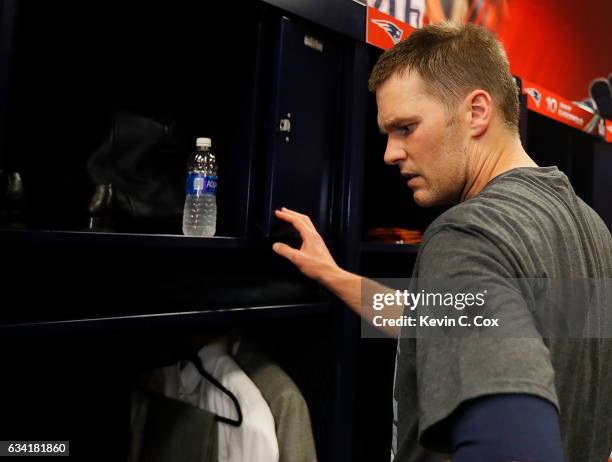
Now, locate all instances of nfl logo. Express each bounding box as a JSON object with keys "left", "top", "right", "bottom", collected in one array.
[
  {"left": 525, "top": 88, "right": 542, "bottom": 108},
  {"left": 371, "top": 19, "right": 404, "bottom": 45}
]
